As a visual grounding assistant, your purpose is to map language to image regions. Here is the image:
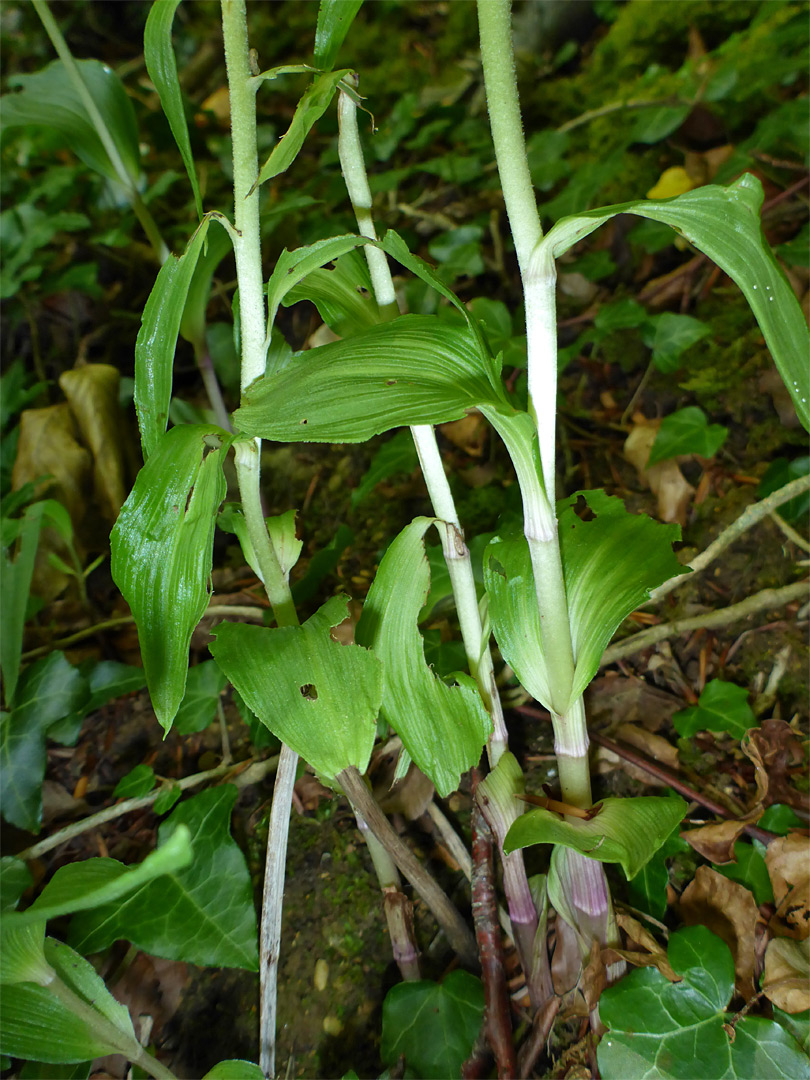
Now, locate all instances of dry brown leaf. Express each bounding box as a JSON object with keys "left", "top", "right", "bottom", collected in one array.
[
  {"left": 59, "top": 364, "right": 129, "bottom": 523},
  {"left": 586, "top": 674, "right": 683, "bottom": 732},
  {"left": 615, "top": 722, "right": 679, "bottom": 770},
  {"left": 623, "top": 421, "right": 695, "bottom": 525},
  {"left": 766, "top": 834, "right": 810, "bottom": 940},
  {"left": 615, "top": 912, "right": 679, "bottom": 981},
  {"left": 681, "top": 809, "right": 762, "bottom": 865},
  {"left": 679, "top": 866, "right": 759, "bottom": 1000},
  {"left": 747, "top": 719, "right": 807, "bottom": 813},
  {"left": 439, "top": 412, "right": 487, "bottom": 457},
  {"left": 762, "top": 936, "right": 810, "bottom": 1013}
]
